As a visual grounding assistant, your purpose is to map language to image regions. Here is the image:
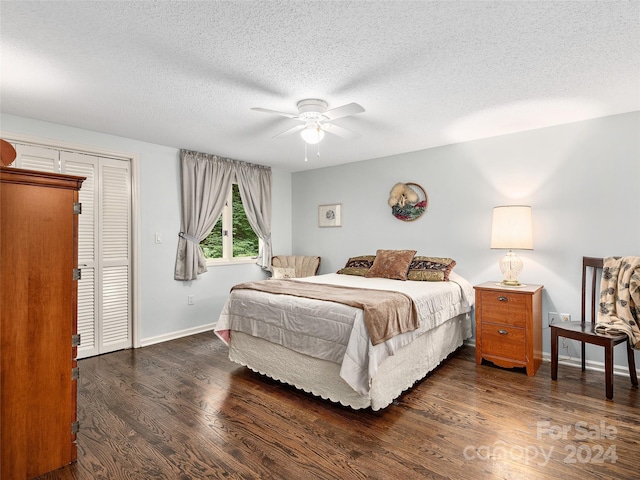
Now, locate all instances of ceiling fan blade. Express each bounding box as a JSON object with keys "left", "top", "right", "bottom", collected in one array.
[
  {"left": 320, "top": 123, "right": 360, "bottom": 139},
  {"left": 251, "top": 107, "right": 299, "bottom": 119},
  {"left": 322, "top": 102, "right": 365, "bottom": 121},
  {"left": 273, "top": 124, "right": 305, "bottom": 138}
]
